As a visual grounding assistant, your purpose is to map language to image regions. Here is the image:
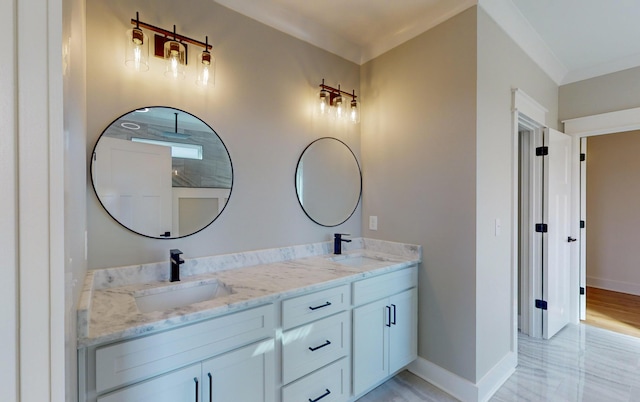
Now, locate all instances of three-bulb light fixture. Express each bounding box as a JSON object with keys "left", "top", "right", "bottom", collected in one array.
[
  {"left": 125, "top": 12, "right": 215, "bottom": 87},
  {"left": 317, "top": 79, "right": 360, "bottom": 124}
]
